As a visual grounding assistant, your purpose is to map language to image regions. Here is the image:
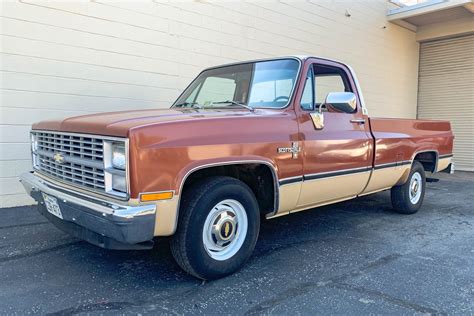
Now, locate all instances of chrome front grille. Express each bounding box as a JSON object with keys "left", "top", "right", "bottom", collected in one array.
[
  {"left": 33, "top": 131, "right": 106, "bottom": 191},
  {"left": 36, "top": 132, "right": 104, "bottom": 161}
]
